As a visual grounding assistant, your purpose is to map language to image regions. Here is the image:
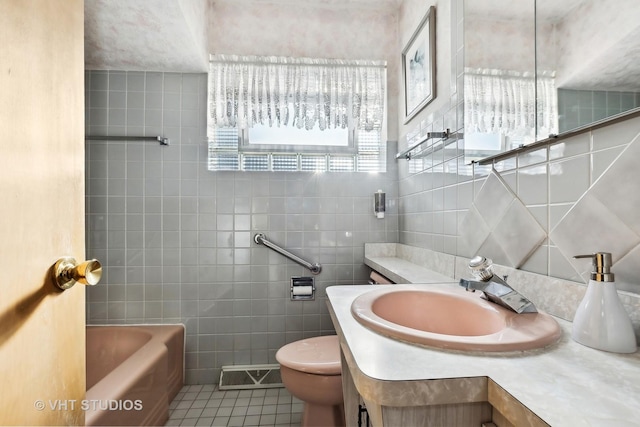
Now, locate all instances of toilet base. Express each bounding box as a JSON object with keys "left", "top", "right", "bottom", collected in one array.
[{"left": 302, "top": 402, "right": 345, "bottom": 427}]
